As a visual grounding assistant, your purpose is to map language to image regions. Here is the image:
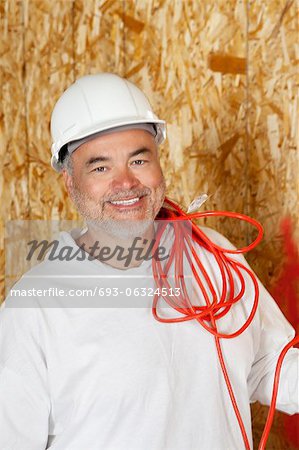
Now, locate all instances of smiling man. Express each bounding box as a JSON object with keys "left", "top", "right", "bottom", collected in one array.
[
  {"left": 0, "top": 73, "right": 298, "bottom": 450},
  {"left": 62, "top": 126, "right": 166, "bottom": 269},
  {"left": 52, "top": 73, "right": 167, "bottom": 269}
]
